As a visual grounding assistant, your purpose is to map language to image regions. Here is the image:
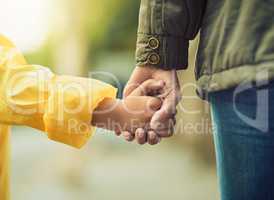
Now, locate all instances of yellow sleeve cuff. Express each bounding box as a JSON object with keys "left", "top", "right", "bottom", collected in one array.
[{"left": 44, "top": 75, "right": 117, "bottom": 148}]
